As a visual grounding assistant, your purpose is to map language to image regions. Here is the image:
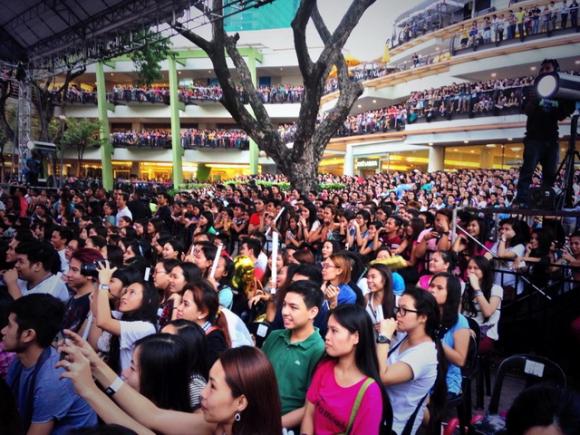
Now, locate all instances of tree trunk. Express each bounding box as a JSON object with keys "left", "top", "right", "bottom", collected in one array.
[
  {"left": 33, "top": 66, "right": 86, "bottom": 142},
  {"left": 287, "top": 156, "right": 320, "bottom": 193},
  {"left": 173, "top": 0, "right": 375, "bottom": 193},
  {"left": 77, "top": 145, "right": 85, "bottom": 178},
  {"left": 0, "top": 78, "right": 14, "bottom": 144}
]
